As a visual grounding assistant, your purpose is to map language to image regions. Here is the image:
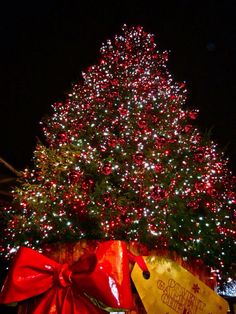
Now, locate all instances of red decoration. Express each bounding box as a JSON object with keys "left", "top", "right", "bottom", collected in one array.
[
  {"left": 189, "top": 111, "right": 198, "bottom": 120},
  {"left": 145, "top": 103, "right": 153, "bottom": 111},
  {"left": 154, "top": 163, "right": 163, "bottom": 173},
  {"left": 119, "top": 138, "right": 126, "bottom": 146},
  {"left": 206, "top": 187, "right": 218, "bottom": 197},
  {"left": 68, "top": 170, "right": 81, "bottom": 184},
  {"left": 102, "top": 163, "right": 112, "bottom": 175},
  {"left": 187, "top": 200, "right": 199, "bottom": 210},
  {"left": 57, "top": 132, "right": 69, "bottom": 143},
  {"left": 194, "top": 148, "right": 205, "bottom": 163},
  {"left": 133, "top": 153, "right": 144, "bottom": 165},
  {"left": 194, "top": 181, "right": 205, "bottom": 192},
  {"left": 118, "top": 106, "right": 128, "bottom": 116},
  {"left": 107, "top": 138, "right": 117, "bottom": 147},
  {"left": 184, "top": 124, "right": 193, "bottom": 133},
  {"left": 164, "top": 149, "right": 171, "bottom": 156},
  {"left": 82, "top": 177, "right": 95, "bottom": 191},
  {"left": 71, "top": 199, "right": 86, "bottom": 213},
  {"left": 155, "top": 136, "right": 166, "bottom": 149},
  {"left": 103, "top": 194, "right": 113, "bottom": 207},
  {"left": 151, "top": 115, "right": 159, "bottom": 123},
  {"left": 45, "top": 180, "right": 56, "bottom": 188},
  {"left": 138, "top": 119, "right": 148, "bottom": 129},
  {"left": 0, "top": 241, "right": 134, "bottom": 313},
  {"left": 151, "top": 186, "right": 166, "bottom": 201}
]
